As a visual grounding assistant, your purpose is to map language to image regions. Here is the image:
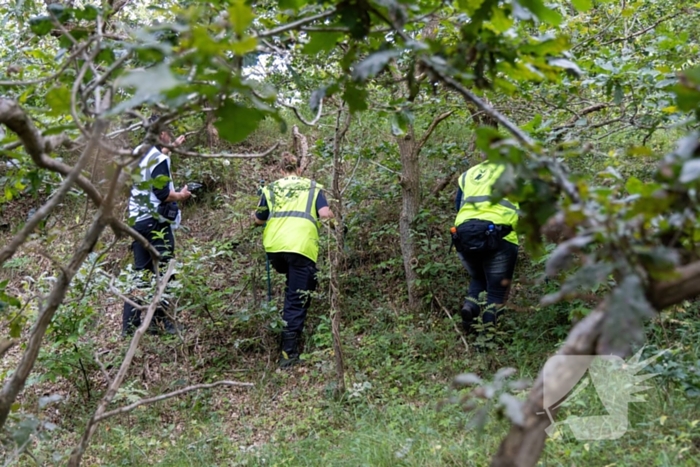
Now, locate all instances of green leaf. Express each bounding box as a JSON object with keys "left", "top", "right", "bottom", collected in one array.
[
  {"left": 613, "top": 83, "right": 624, "bottom": 104},
  {"left": 391, "top": 109, "right": 413, "bottom": 136},
  {"left": 352, "top": 49, "right": 401, "bottom": 82},
  {"left": 684, "top": 66, "right": 700, "bottom": 85},
  {"left": 45, "top": 86, "right": 71, "bottom": 116},
  {"left": 499, "top": 393, "right": 525, "bottom": 427},
  {"left": 625, "top": 176, "right": 644, "bottom": 195},
  {"left": 680, "top": 159, "right": 700, "bottom": 184},
  {"left": 303, "top": 32, "right": 343, "bottom": 56},
  {"left": 47, "top": 3, "right": 71, "bottom": 23},
  {"left": 542, "top": 262, "right": 614, "bottom": 306},
  {"left": 310, "top": 87, "right": 326, "bottom": 113},
  {"left": 229, "top": 0, "right": 254, "bottom": 36},
  {"left": 9, "top": 320, "right": 22, "bottom": 339},
  {"left": 520, "top": 114, "right": 542, "bottom": 132},
  {"left": 12, "top": 417, "right": 39, "bottom": 447},
  {"left": 279, "top": 0, "right": 308, "bottom": 10},
  {"left": 600, "top": 275, "right": 655, "bottom": 356},
  {"left": 548, "top": 58, "right": 582, "bottom": 77},
  {"left": 75, "top": 5, "right": 99, "bottom": 21},
  {"left": 673, "top": 84, "right": 700, "bottom": 112},
  {"left": 231, "top": 36, "right": 258, "bottom": 55},
  {"left": 29, "top": 15, "right": 53, "bottom": 36},
  {"left": 457, "top": 0, "right": 487, "bottom": 14},
  {"left": 571, "top": 0, "right": 593, "bottom": 11},
  {"left": 111, "top": 63, "right": 180, "bottom": 114},
  {"left": 337, "top": 3, "right": 371, "bottom": 39},
  {"left": 214, "top": 102, "right": 265, "bottom": 144},
  {"left": 342, "top": 83, "right": 368, "bottom": 113},
  {"left": 489, "top": 6, "right": 513, "bottom": 33},
  {"left": 117, "top": 63, "right": 179, "bottom": 95},
  {"left": 516, "top": 0, "right": 562, "bottom": 26}
]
